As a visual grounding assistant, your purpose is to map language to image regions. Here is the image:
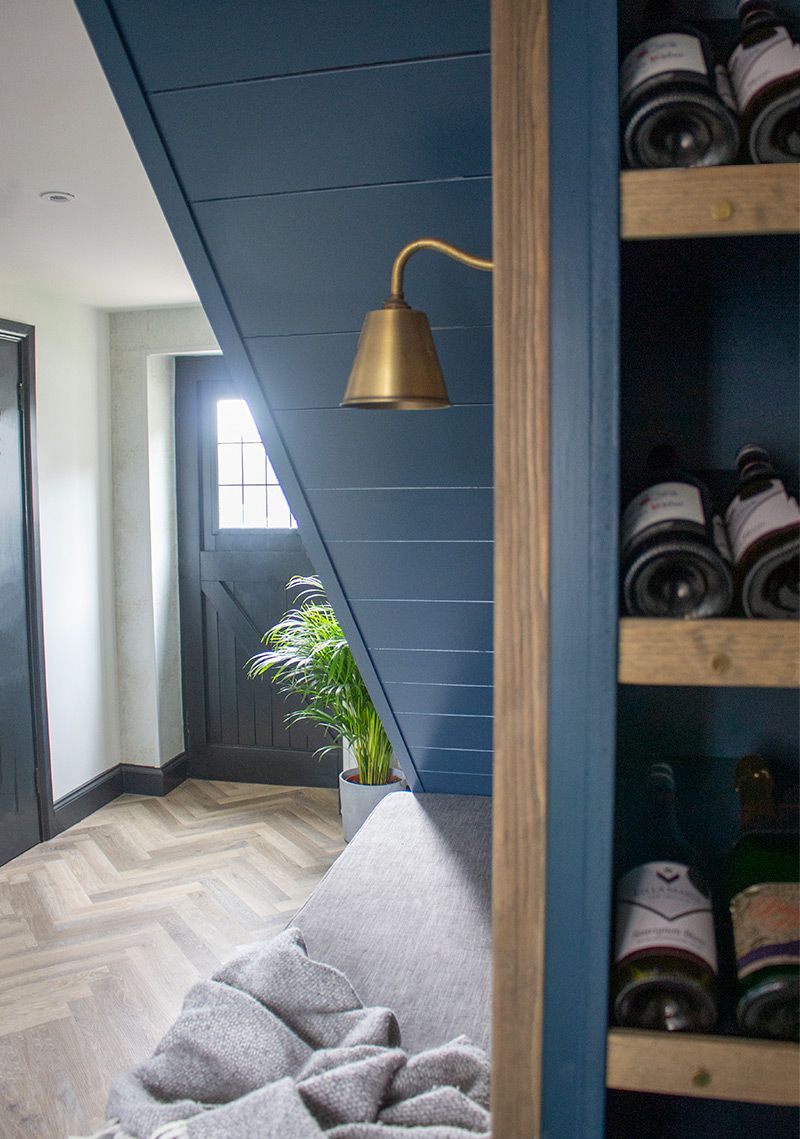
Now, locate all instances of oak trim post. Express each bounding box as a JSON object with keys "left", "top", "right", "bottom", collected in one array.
[{"left": 491, "top": 2, "right": 550, "bottom": 1135}]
